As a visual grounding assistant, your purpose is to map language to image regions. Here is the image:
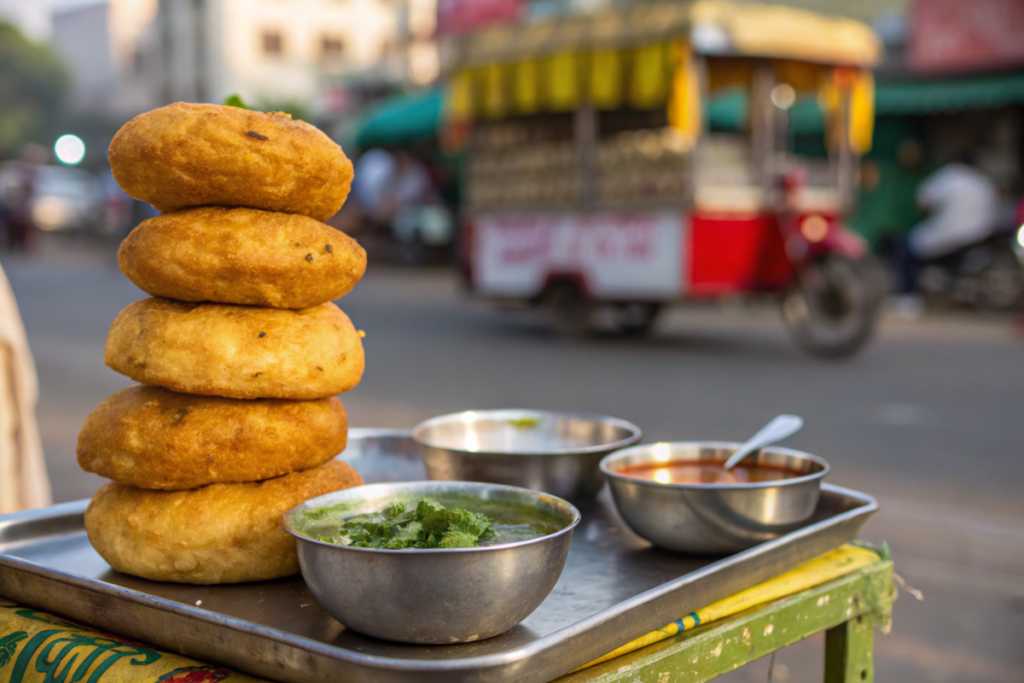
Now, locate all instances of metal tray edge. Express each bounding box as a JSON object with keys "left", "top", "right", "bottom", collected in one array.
[{"left": 0, "top": 483, "right": 878, "bottom": 683}]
